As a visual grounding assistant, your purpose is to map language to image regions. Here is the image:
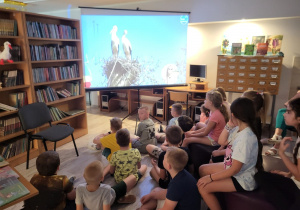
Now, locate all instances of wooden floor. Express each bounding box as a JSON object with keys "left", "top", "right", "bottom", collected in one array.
[{"left": 8, "top": 106, "right": 166, "bottom": 210}]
